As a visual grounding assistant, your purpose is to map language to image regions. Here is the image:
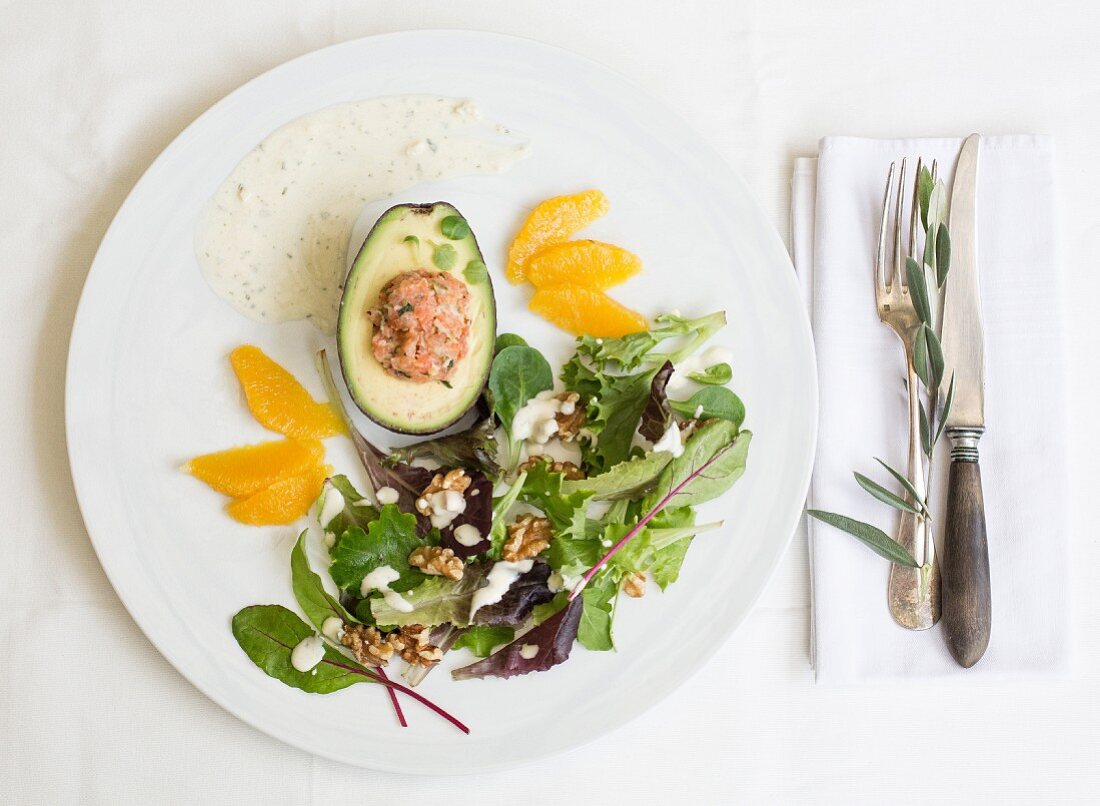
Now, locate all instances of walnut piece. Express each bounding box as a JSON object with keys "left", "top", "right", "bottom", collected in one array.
[
  {"left": 622, "top": 571, "right": 647, "bottom": 598},
  {"left": 341, "top": 624, "right": 394, "bottom": 665},
  {"left": 387, "top": 624, "right": 444, "bottom": 667},
  {"left": 517, "top": 454, "right": 585, "bottom": 480},
  {"left": 554, "top": 392, "right": 585, "bottom": 442},
  {"left": 408, "top": 545, "right": 464, "bottom": 580},
  {"left": 341, "top": 623, "right": 443, "bottom": 667},
  {"left": 502, "top": 513, "right": 553, "bottom": 562},
  {"left": 415, "top": 468, "right": 471, "bottom": 515}
]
